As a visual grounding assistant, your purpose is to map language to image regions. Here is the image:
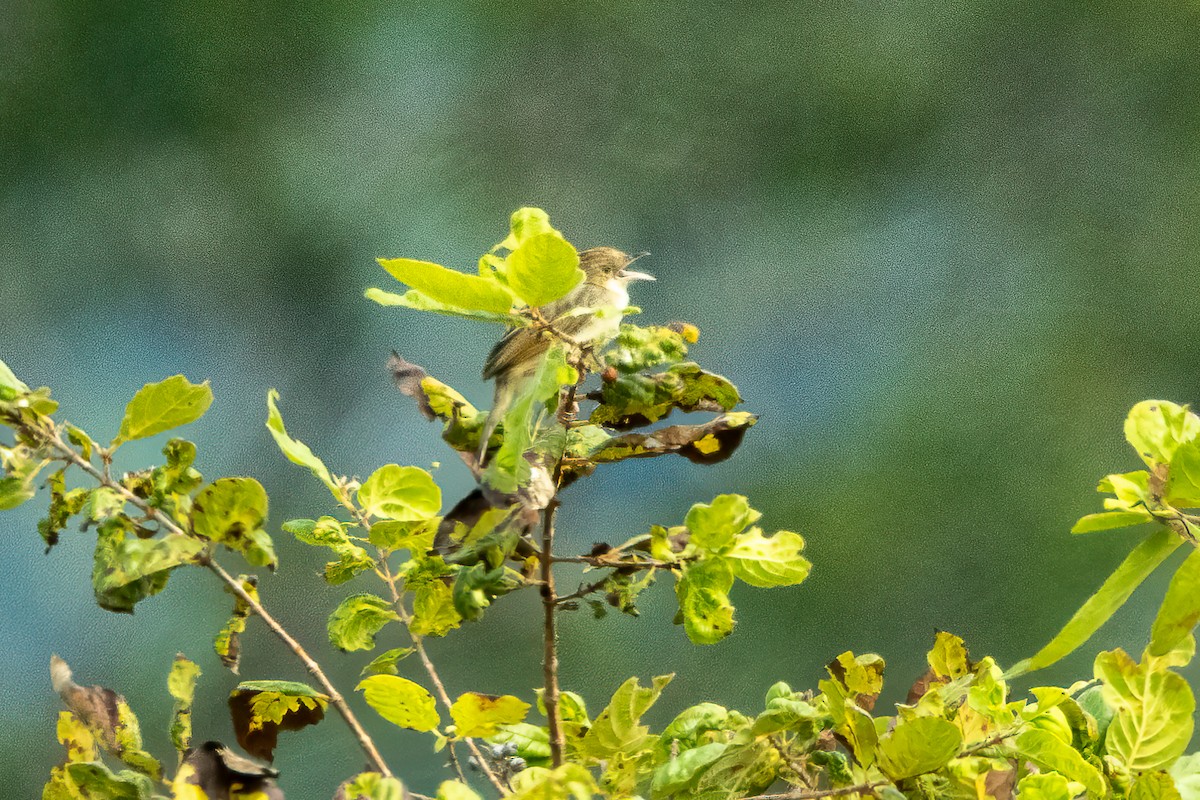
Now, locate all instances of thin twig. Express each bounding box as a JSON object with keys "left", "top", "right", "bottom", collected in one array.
[
  {"left": 344, "top": 501, "right": 509, "bottom": 797},
  {"left": 35, "top": 423, "right": 394, "bottom": 778},
  {"left": 551, "top": 555, "right": 680, "bottom": 569},
  {"left": 747, "top": 780, "right": 890, "bottom": 800},
  {"left": 445, "top": 740, "right": 469, "bottom": 785},
  {"left": 554, "top": 575, "right": 612, "bottom": 606}
]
